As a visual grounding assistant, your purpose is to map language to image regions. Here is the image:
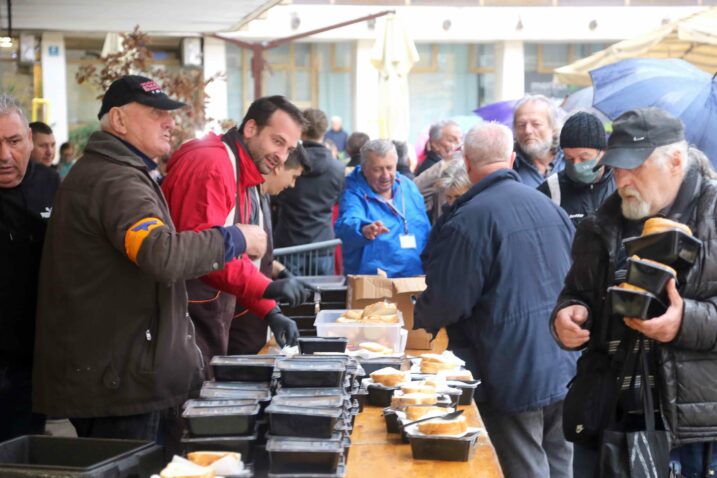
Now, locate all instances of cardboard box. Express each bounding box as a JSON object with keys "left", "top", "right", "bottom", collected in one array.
[{"left": 346, "top": 274, "right": 433, "bottom": 350}]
